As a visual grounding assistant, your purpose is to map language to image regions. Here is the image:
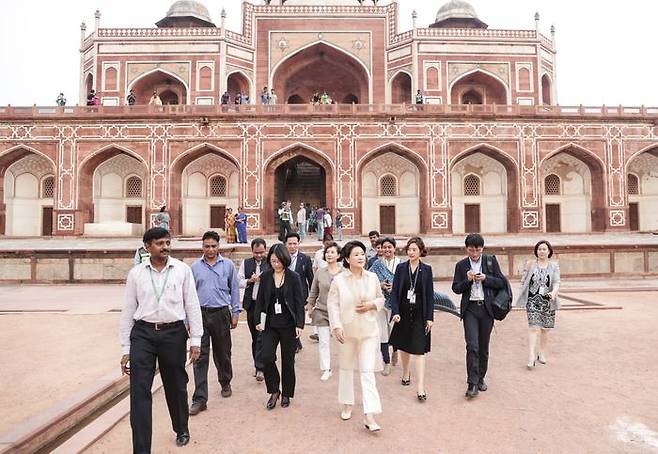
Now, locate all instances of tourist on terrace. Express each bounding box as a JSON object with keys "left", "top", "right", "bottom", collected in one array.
[
  {"left": 270, "top": 89, "right": 278, "bottom": 105},
  {"left": 86, "top": 89, "right": 96, "bottom": 106},
  {"left": 156, "top": 205, "right": 170, "bottom": 232},
  {"left": 221, "top": 91, "right": 230, "bottom": 105},
  {"left": 119, "top": 227, "right": 202, "bottom": 450},
  {"left": 515, "top": 240, "right": 561, "bottom": 369},
  {"left": 261, "top": 87, "right": 270, "bottom": 105},
  {"left": 255, "top": 244, "right": 306, "bottom": 410},
  {"left": 235, "top": 93, "right": 242, "bottom": 105},
  {"left": 369, "top": 237, "right": 401, "bottom": 376},
  {"left": 415, "top": 90, "right": 424, "bottom": 104},
  {"left": 311, "top": 92, "right": 321, "bottom": 105},
  {"left": 149, "top": 91, "right": 162, "bottom": 106},
  {"left": 307, "top": 241, "right": 343, "bottom": 381},
  {"left": 452, "top": 233, "right": 507, "bottom": 399},
  {"left": 238, "top": 238, "right": 269, "bottom": 383},
  {"left": 56, "top": 93, "right": 66, "bottom": 107},
  {"left": 127, "top": 89, "right": 136, "bottom": 106},
  {"left": 235, "top": 207, "right": 248, "bottom": 244},
  {"left": 389, "top": 237, "right": 434, "bottom": 401},
  {"left": 327, "top": 240, "right": 384, "bottom": 431},
  {"left": 189, "top": 231, "right": 241, "bottom": 415}
]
